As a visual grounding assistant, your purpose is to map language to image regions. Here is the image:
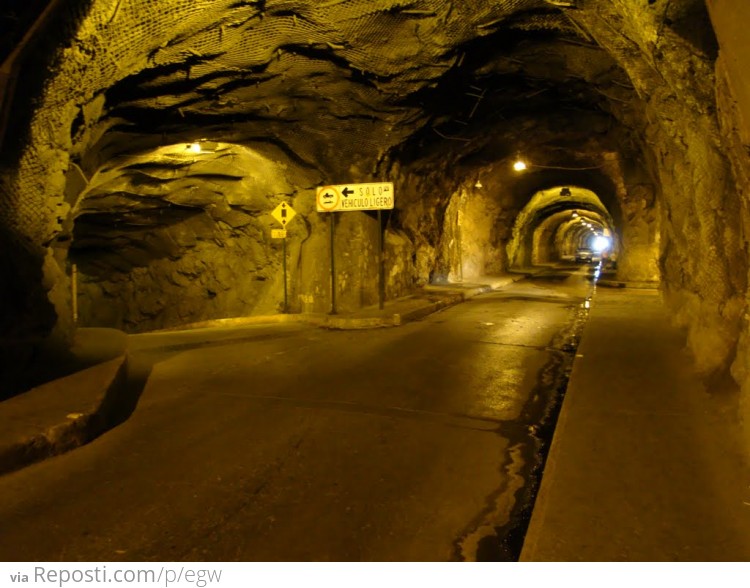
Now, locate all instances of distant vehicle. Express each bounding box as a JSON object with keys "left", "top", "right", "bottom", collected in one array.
[{"left": 575, "top": 247, "right": 594, "bottom": 263}]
